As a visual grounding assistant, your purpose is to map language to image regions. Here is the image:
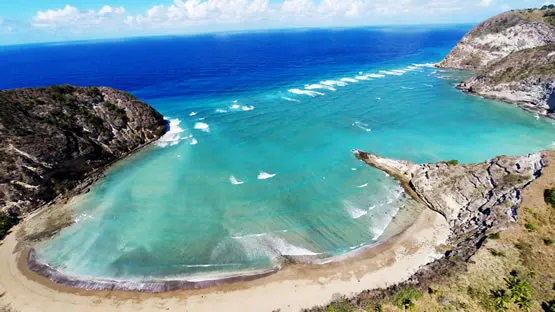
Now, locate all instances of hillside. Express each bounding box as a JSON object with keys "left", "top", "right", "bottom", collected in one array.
[
  {"left": 438, "top": 6, "right": 555, "bottom": 115},
  {"left": 0, "top": 85, "right": 167, "bottom": 235}
]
